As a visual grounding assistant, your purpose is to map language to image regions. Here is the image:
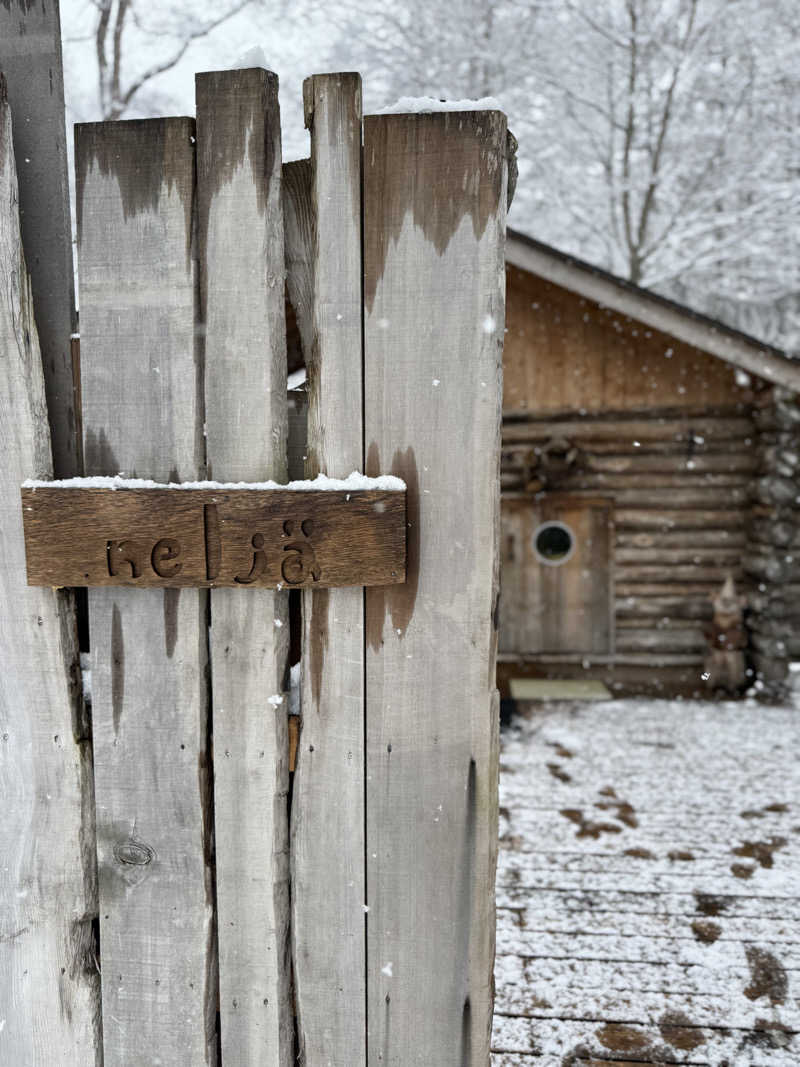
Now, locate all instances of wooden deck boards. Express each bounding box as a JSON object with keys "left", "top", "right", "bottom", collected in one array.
[{"left": 492, "top": 696, "right": 800, "bottom": 1065}]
